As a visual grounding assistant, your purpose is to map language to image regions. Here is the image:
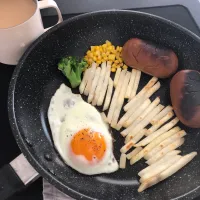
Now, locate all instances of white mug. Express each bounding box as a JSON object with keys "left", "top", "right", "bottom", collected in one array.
[{"left": 0, "top": 0, "right": 63, "bottom": 65}]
